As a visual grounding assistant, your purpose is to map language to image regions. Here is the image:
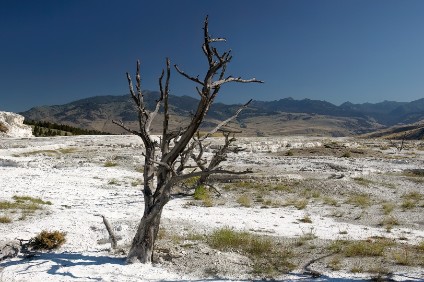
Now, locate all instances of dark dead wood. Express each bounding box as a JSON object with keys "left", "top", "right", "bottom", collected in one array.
[
  {"left": 118, "top": 16, "right": 262, "bottom": 264},
  {"left": 0, "top": 240, "right": 21, "bottom": 261}
]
